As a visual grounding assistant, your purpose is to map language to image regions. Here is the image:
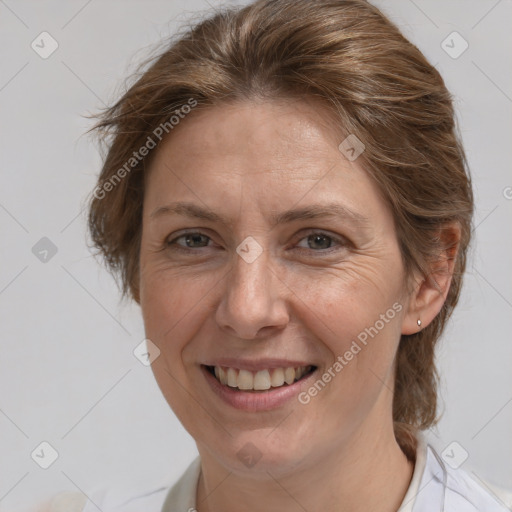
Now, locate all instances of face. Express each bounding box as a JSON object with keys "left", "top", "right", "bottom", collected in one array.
[{"left": 139, "top": 99, "right": 412, "bottom": 475}]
